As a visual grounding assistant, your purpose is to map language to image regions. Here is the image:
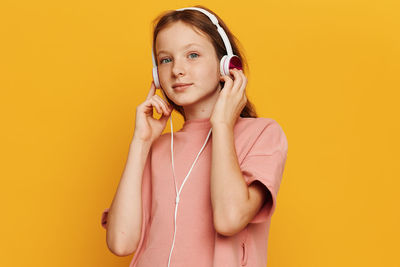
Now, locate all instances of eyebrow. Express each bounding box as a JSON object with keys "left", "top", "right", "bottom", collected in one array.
[{"left": 157, "top": 43, "right": 201, "bottom": 56}]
